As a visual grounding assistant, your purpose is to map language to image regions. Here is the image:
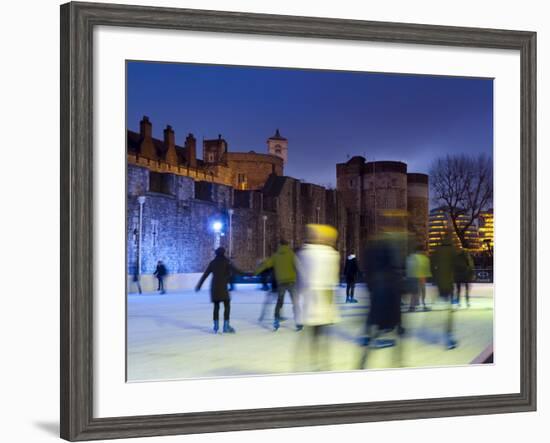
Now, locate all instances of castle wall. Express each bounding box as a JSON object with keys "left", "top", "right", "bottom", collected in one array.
[
  {"left": 407, "top": 173, "right": 429, "bottom": 250},
  {"left": 128, "top": 154, "right": 233, "bottom": 186},
  {"left": 275, "top": 178, "right": 301, "bottom": 249},
  {"left": 230, "top": 209, "right": 278, "bottom": 270},
  {"left": 300, "top": 183, "right": 327, "bottom": 225},
  {"left": 127, "top": 163, "right": 149, "bottom": 197},
  {"left": 325, "top": 190, "right": 349, "bottom": 269},
  {"left": 194, "top": 181, "right": 234, "bottom": 209},
  {"left": 127, "top": 165, "right": 226, "bottom": 289}
]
